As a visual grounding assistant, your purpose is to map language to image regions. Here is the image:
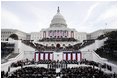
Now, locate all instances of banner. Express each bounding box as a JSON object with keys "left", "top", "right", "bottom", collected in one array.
[
  {"left": 50, "top": 53, "right": 52, "bottom": 60},
  {"left": 68, "top": 53, "right": 71, "bottom": 60},
  {"left": 34, "top": 52, "right": 53, "bottom": 61},
  {"left": 45, "top": 53, "right": 48, "bottom": 60},
  {"left": 40, "top": 53, "right": 44, "bottom": 60},
  {"left": 63, "top": 53, "right": 66, "bottom": 60},
  {"left": 63, "top": 52, "right": 82, "bottom": 61},
  {"left": 77, "top": 53, "right": 80, "bottom": 61},
  {"left": 72, "top": 53, "right": 76, "bottom": 60},
  {"left": 36, "top": 53, "right": 39, "bottom": 62}
]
